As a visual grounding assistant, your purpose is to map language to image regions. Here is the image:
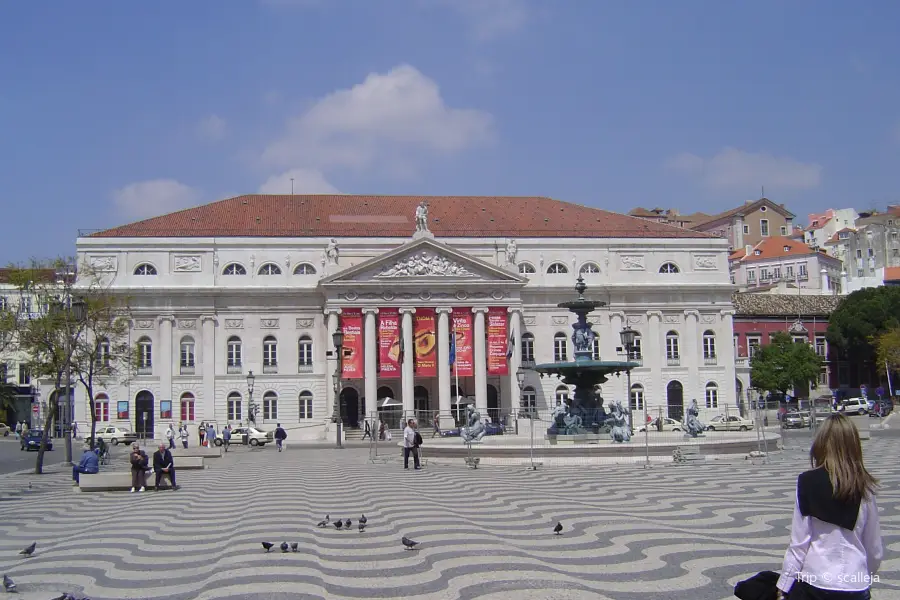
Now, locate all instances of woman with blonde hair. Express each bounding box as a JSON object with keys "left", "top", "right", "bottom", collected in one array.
[{"left": 777, "top": 413, "right": 882, "bottom": 599}]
